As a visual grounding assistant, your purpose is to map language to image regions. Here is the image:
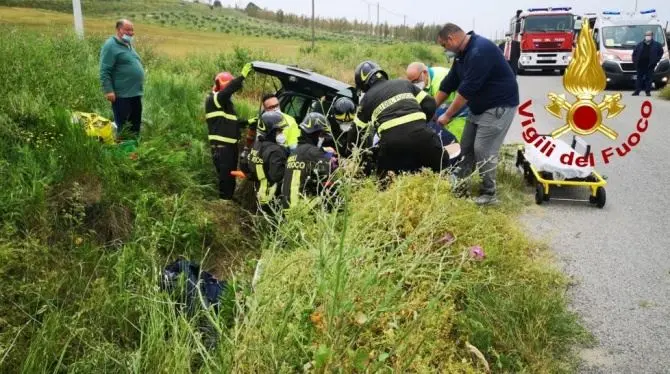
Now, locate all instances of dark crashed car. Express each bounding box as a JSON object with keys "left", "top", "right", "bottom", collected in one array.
[{"left": 249, "top": 61, "right": 359, "bottom": 125}]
